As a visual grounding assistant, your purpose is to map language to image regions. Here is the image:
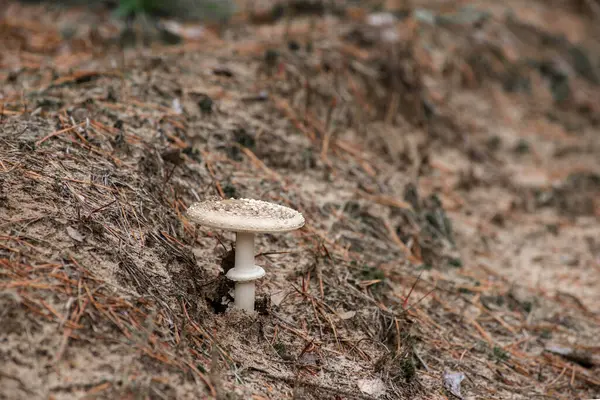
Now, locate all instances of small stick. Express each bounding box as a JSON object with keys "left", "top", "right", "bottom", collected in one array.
[
  {"left": 546, "top": 366, "right": 567, "bottom": 389},
  {"left": 239, "top": 146, "right": 283, "bottom": 182},
  {"left": 202, "top": 153, "right": 225, "bottom": 198},
  {"left": 87, "top": 199, "right": 117, "bottom": 218},
  {"left": 395, "top": 318, "right": 401, "bottom": 353},
  {"left": 317, "top": 263, "right": 324, "bottom": 299},
  {"left": 384, "top": 219, "right": 421, "bottom": 264},
  {"left": 472, "top": 320, "right": 494, "bottom": 347},
  {"left": 357, "top": 190, "right": 413, "bottom": 211},
  {"left": 402, "top": 271, "right": 423, "bottom": 309},
  {"left": 36, "top": 122, "right": 85, "bottom": 145},
  {"left": 320, "top": 97, "right": 338, "bottom": 164}
]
